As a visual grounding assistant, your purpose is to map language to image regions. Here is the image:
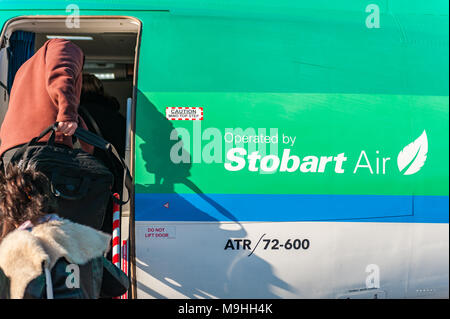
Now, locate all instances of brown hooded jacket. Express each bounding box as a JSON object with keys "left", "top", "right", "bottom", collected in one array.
[{"left": 0, "top": 38, "right": 93, "bottom": 156}]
